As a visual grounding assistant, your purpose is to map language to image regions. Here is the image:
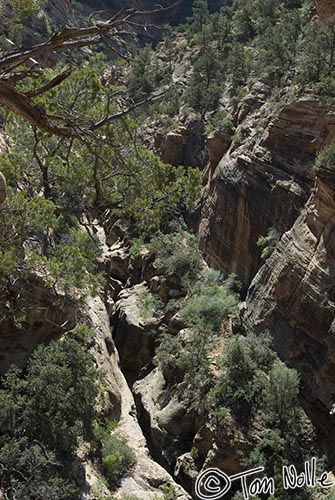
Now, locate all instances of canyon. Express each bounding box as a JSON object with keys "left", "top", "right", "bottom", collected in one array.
[{"left": 0, "top": 0, "right": 335, "bottom": 499}]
